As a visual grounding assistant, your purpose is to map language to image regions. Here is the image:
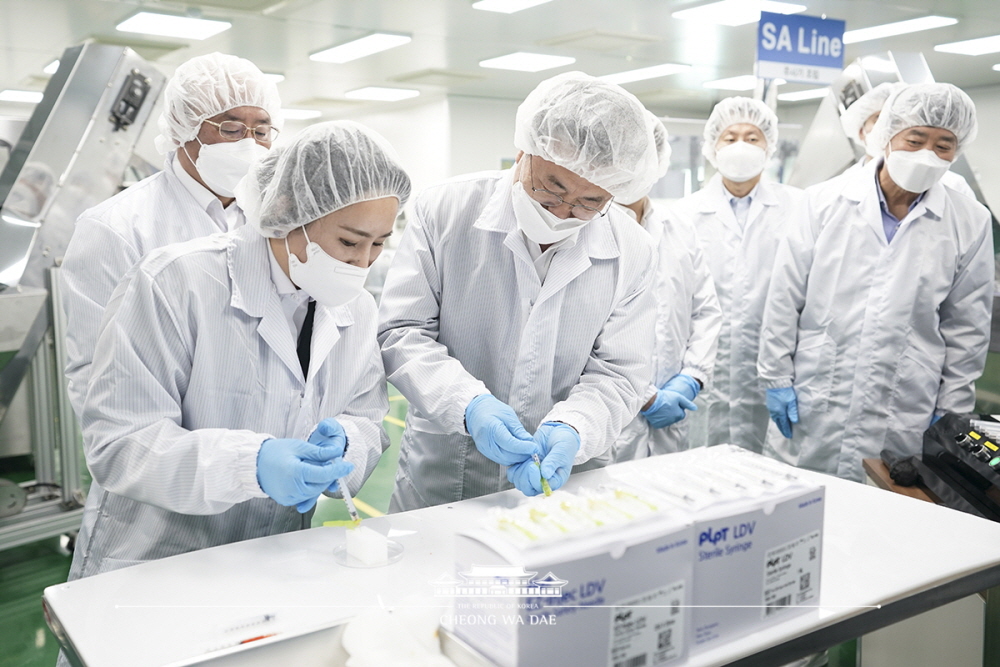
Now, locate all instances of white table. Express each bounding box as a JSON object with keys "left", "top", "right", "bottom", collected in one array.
[{"left": 43, "top": 449, "right": 1000, "bottom": 666}]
